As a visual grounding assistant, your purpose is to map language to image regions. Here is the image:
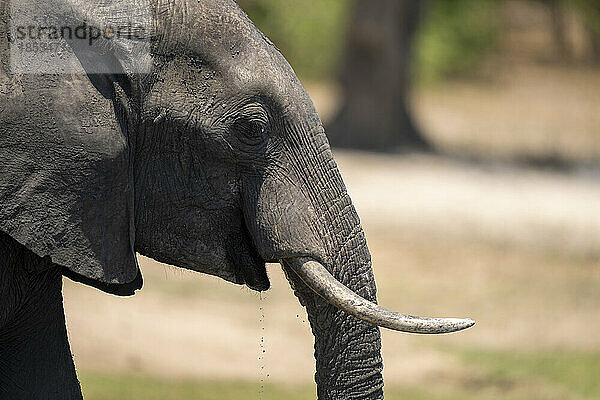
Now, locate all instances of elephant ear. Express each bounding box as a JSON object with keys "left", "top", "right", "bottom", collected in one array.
[{"left": 0, "top": 33, "right": 142, "bottom": 295}]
